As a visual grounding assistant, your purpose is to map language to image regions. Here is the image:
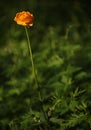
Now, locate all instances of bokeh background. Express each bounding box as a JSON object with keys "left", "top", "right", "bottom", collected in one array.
[{"left": 0, "top": 0, "right": 91, "bottom": 130}]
